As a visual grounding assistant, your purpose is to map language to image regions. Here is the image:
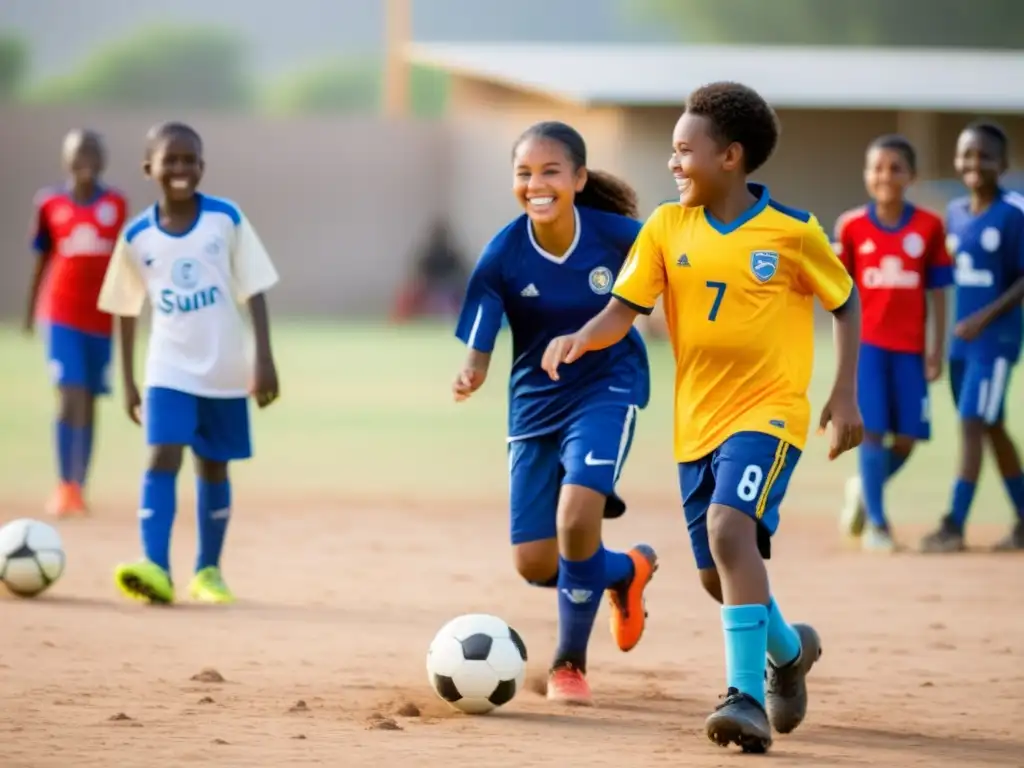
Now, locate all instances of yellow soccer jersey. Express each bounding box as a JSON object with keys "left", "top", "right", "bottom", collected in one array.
[{"left": 613, "top": 184, "right": 853, "bottom": 462}]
